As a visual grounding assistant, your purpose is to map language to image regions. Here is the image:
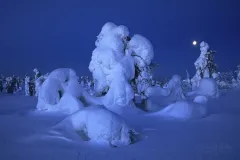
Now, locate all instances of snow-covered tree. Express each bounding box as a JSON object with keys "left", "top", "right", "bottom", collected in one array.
[
  {"left": 35, "top": 73, "right": 49, "bottom": 96},
  {"left": 33, "top": 68, "right": 42, "bottom": 80},
  {"left": 89, "top": 22, "right": 155, "bottom": 108},
  {"left": 182, "top": 70, "right": 192, "bottom": 94},
  {"left": 0, "top": 75, "right": 4, "bottom": 92},
  {"left": 25, "top": 75, "right": 30, "bottom": 96},
  {"left": 89, "top": 22, "right": 135, "bottom": 108},
  {"left": 126, "top": 34, "right": 155, "bottom": 103},
  {"left": 191, "top": 41, "right": 218, "bottom": 89},
  {"left": 36, "top": 68, "right": 84, "bottom": 114},
  {"left": 5, "top": 76, "right": 14, "bottom": 93},
  {"left": 15, "top": 76, "right": 23, "bottom": 92},
  {"left": 216, "top": 71, "right": 234, "bottom": 90},
  {"left": 235, "top": 65, "right": 240, "bottom": 82}
]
